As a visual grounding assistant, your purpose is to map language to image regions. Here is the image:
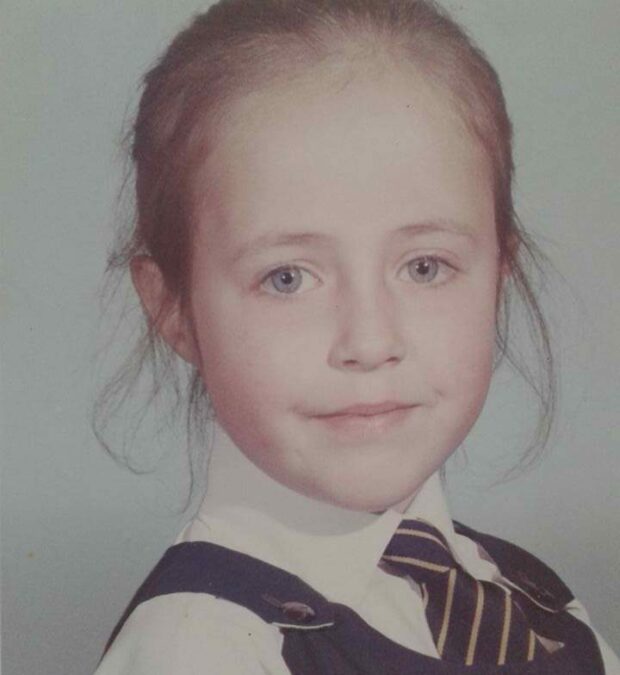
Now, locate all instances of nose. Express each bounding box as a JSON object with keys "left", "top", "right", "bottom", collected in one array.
[{"left": 327, "top": 283, "right": 407, "bottom": 372}]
